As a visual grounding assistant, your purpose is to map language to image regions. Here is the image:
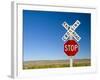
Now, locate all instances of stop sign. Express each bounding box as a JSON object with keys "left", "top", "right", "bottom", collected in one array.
[{"left": 64, "top": 40, "right": 79, "bottom": 56}]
